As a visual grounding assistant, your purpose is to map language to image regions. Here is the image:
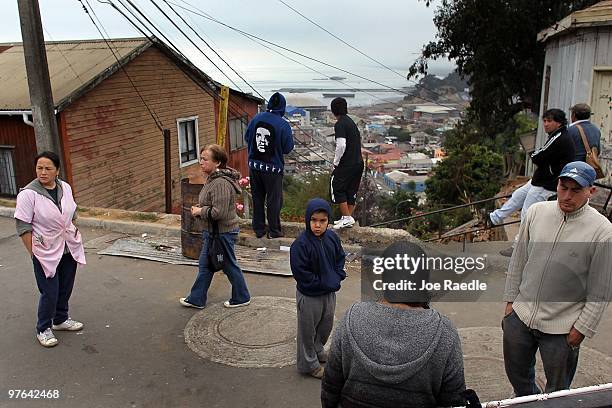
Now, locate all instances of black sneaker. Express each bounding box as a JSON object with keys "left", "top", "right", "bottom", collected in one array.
[
  {"left": 267, "top": 232, "right": 284, "bottom": 239},
  {"left": 255, "top": 232, "right": 266, "bottom": 239},
  {"left": 484, "top": 213, "right": 494, "bottom": 229},
  {"left": 499, "top": 247, "right": 514, "bottom": 257}
]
